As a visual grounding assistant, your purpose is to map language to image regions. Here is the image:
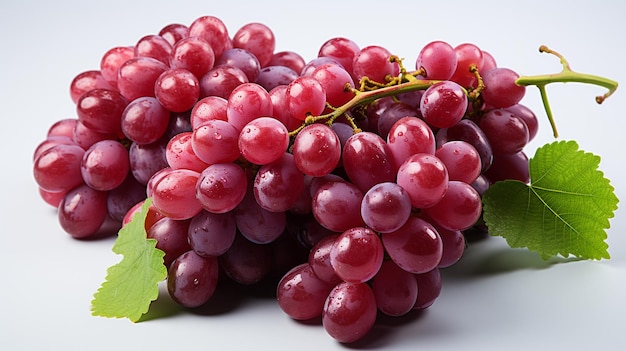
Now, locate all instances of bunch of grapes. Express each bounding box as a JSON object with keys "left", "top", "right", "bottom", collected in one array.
[{"left": 32, "top": 15, "right": 539, "bottom": 343}]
